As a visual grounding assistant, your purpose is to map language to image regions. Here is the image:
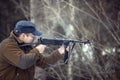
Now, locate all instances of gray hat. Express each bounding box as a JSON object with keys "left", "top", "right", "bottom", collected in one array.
[{"left": 14, "top": 20, "right": 42, "bottom": 36}]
